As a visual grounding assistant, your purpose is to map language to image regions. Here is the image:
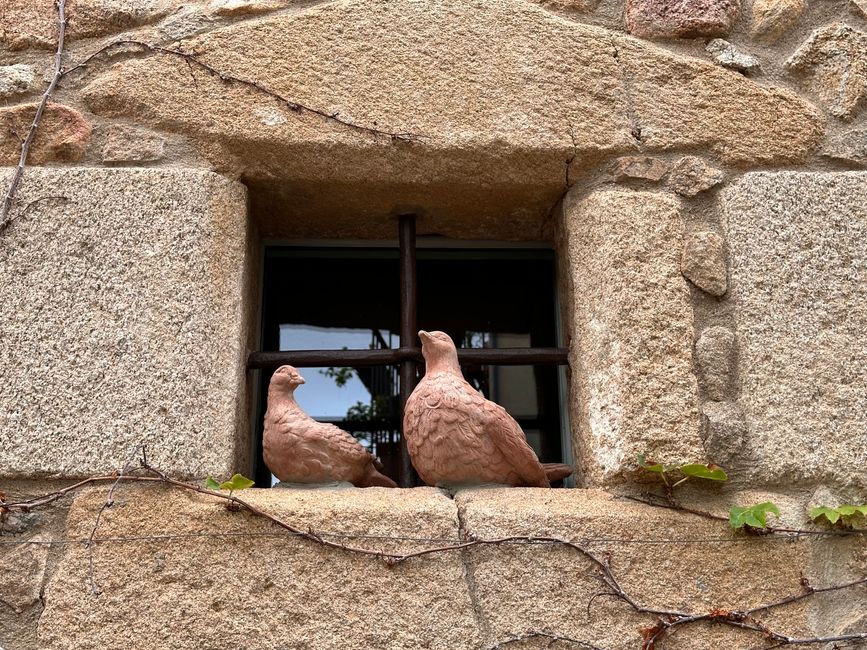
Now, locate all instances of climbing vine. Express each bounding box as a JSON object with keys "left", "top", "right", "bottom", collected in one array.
[{"left": 2, "top": 448, "right": 865, "bottom": 649}]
